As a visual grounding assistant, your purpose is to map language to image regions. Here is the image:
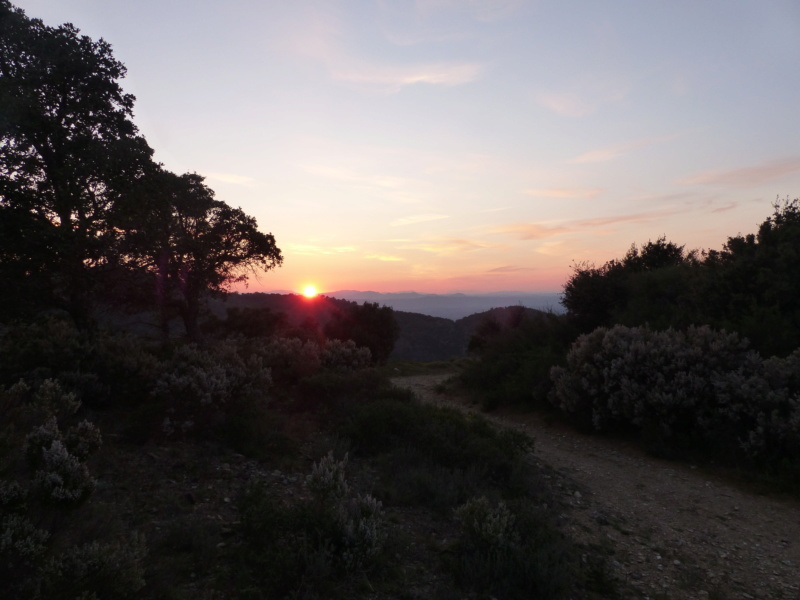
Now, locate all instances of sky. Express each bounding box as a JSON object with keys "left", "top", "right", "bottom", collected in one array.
[{"left": 14, "top": 0, "right": 800, "bottom": 294}]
